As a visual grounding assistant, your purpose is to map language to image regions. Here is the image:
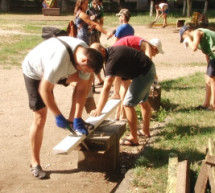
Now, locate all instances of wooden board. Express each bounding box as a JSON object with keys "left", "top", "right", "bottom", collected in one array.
[
  {"left": 207, "top": 138, "right": 215, "bottom": 193},
  {"left": 206, "top": 155, "right": 215, "bottom": 166},
  {"left": 52, "top": 99, "right": 120, "bottom": 154},
  {"left": 194, "top": 161, "right": 208, "bottom": 193},
  {"left": 166, "top": 153, "right": 178, "bottom": 193},
  {"left": 176, "top": 160, "right": 190, "bottom": 193}
]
